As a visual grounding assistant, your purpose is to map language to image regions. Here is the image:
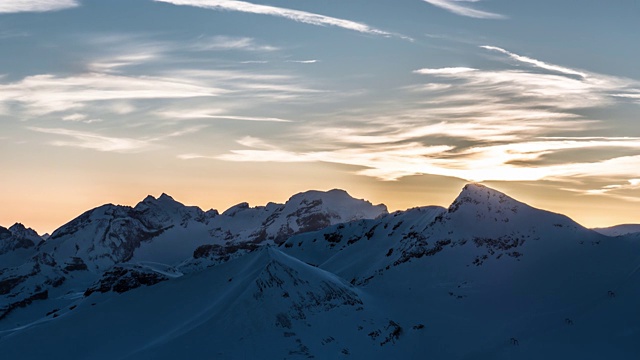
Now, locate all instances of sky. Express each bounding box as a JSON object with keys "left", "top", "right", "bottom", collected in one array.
[{"left": 1, "top": 0, "right": 639, "bottom": 234}]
